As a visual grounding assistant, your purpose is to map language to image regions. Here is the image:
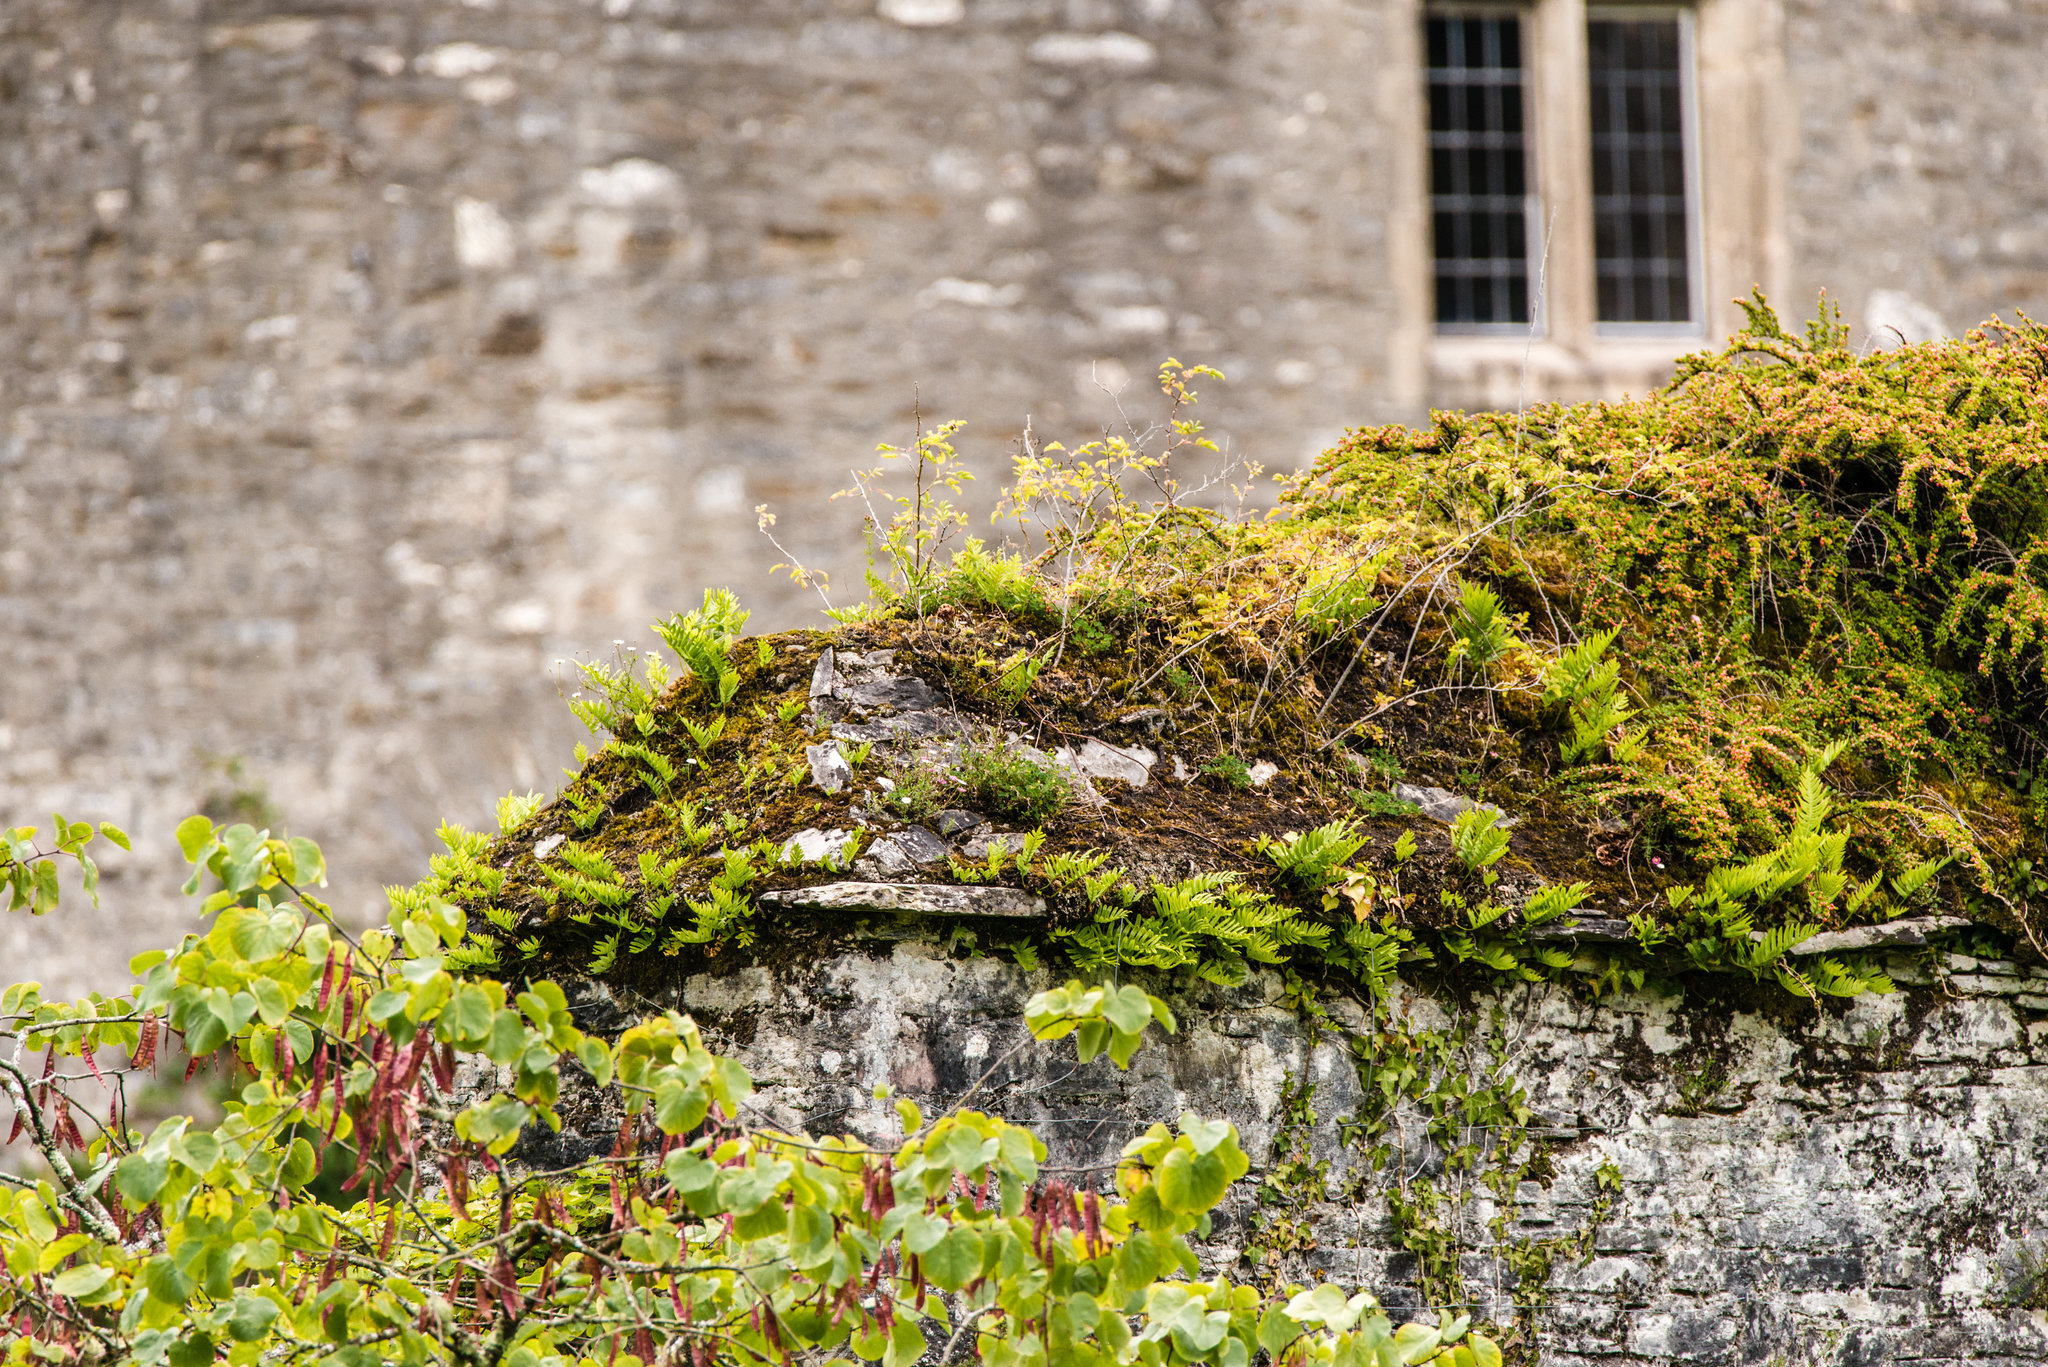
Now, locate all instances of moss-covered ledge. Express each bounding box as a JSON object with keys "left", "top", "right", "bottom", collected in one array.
[{"left": 394, "top": 314, "right": 2048, "bottom": 1361}]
